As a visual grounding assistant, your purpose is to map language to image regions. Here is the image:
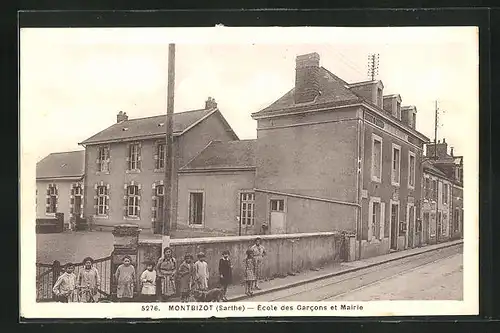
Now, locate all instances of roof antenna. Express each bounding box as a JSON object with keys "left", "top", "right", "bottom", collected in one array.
[{"left": 367, "top": 53, "right": 380, "bottom": 81}]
